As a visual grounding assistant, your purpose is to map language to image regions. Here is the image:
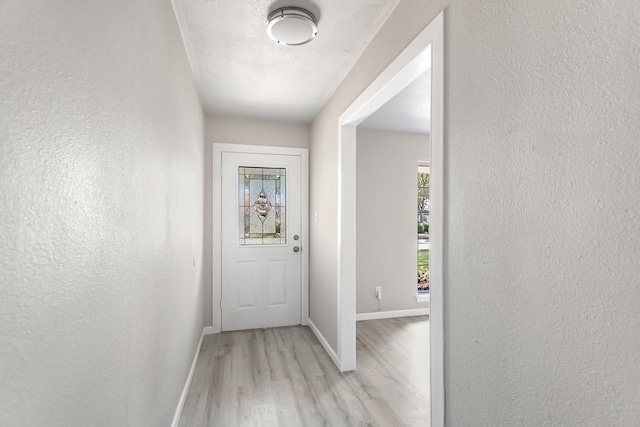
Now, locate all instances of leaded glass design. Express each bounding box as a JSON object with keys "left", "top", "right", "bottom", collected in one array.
[{"left": 239, "top": 166, "right": 286, "bottom": 245}]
